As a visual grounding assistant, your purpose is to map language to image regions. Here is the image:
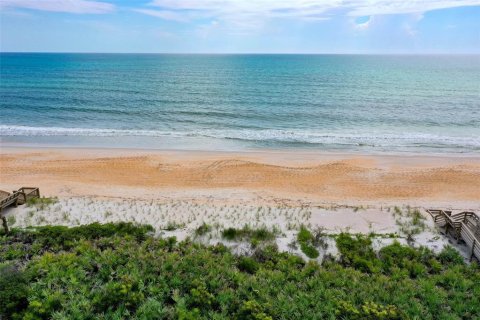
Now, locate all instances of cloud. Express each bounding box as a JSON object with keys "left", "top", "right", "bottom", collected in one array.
[
  {"left": 347, "top": 0, "right": 480, "bottom": 16},
  {"left": 141, "top": 0, "right": 480, "bottom": 22},
  {"left": 133, "top": 9, "right": 189, "bottom": 22},
  {"left": 1, "top": 0, "right": 115, "bottom": 14},
  {"left": 133, "top": 0, "right": 480, "bottom": 38},
  {"left": 145, "top": 0, "right": 333, "bottom": 22}
]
